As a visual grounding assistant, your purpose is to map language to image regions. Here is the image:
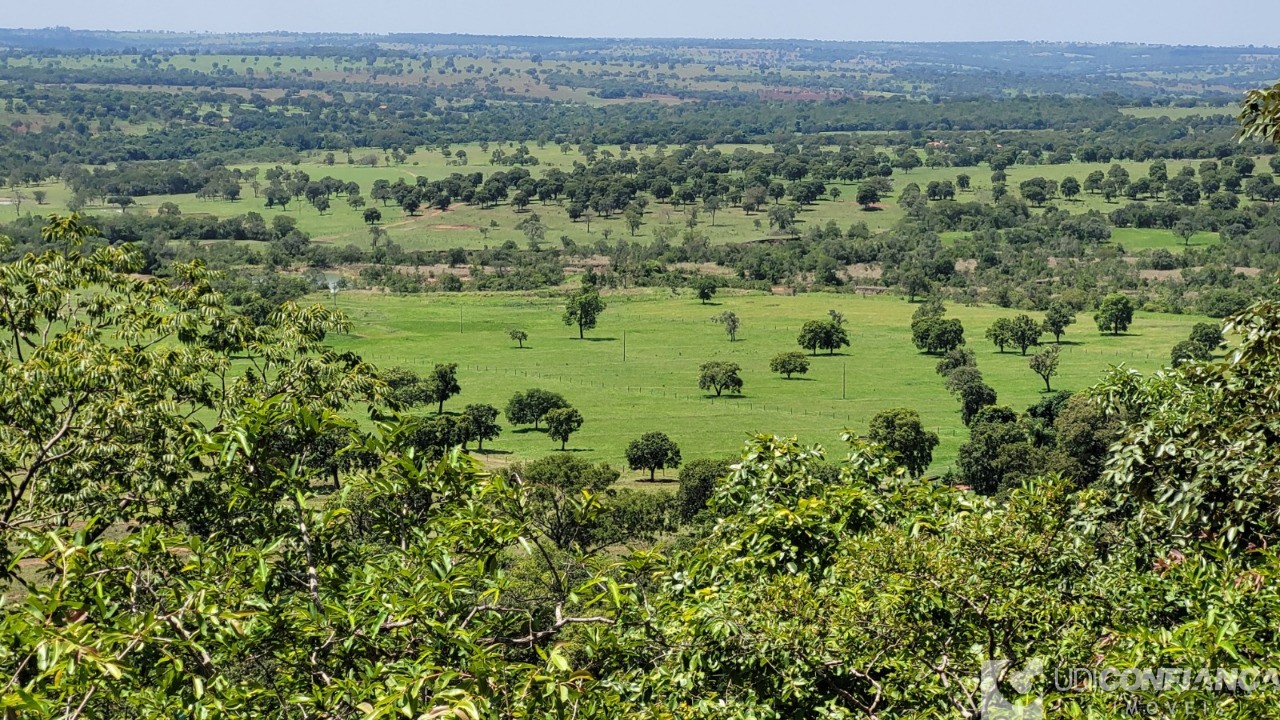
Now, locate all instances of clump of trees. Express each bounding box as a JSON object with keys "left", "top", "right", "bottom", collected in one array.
[
  {"left": 505, "top": 388, "right": 569, "bottom": 429},
  {"left": 796, "top": 310, "right": 850, "bottom": 356},
  {"left": 911, "top": 300, "right": 966, "bottom": 355}
]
